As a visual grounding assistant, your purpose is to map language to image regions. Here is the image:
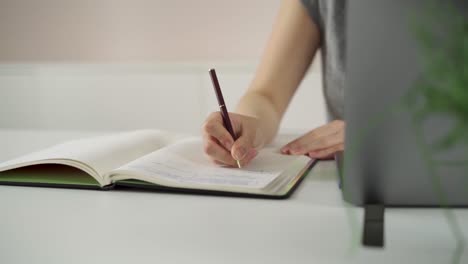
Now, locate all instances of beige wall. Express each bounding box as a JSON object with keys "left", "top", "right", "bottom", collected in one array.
[{"left": 0, "top": 0, "right": 280, "bottom": 62}]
